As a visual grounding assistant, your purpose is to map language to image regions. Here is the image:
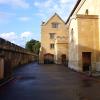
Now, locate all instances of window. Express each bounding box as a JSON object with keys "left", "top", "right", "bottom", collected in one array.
[
  {"left": 52, "top": 23, "right": 60, "bottom": 28},
  {"left": 85, "top": 9, "right": 89, "bottom": 15},
  {"left": 49, "top": 33, "right": 55, "bottom": 39},
  {"left": 50, "top": 44, "right": 55, "bottom": 49},
  {"left": 71, "top": 28, "right": 74, "bottom": 42}
]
